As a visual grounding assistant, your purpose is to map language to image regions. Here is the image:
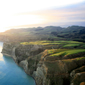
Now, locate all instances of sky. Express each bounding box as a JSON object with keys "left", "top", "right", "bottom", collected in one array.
[{"left": 0, "top": 0, "right": 85, "bottom": 32}]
